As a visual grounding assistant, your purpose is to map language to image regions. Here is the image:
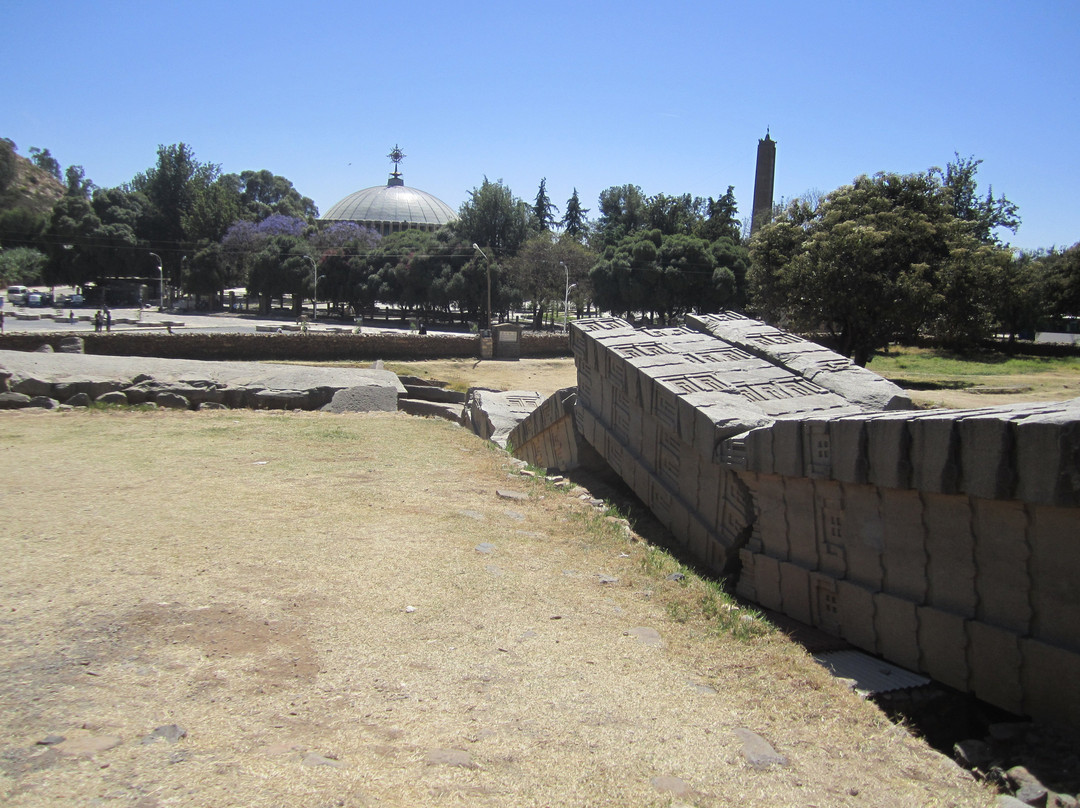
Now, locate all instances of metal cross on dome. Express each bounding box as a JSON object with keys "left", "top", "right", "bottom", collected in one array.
[{"left": 387, "top": 145, "right": 405, "bottom": 181}]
